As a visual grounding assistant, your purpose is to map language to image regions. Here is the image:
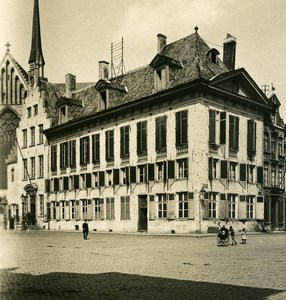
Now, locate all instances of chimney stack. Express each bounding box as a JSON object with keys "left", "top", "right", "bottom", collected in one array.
[
  {"left": 223, "top": 33, "right": 237, "bottom": 71},
  {"left": 65, "top": 73, "right": 76, "bottom": 97},
  {"left": 157, "top": 33, "right": 167, "bottom": 53},
  {"left": 99, "top": 61, "right": 109, "bottom": 80}
]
